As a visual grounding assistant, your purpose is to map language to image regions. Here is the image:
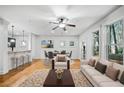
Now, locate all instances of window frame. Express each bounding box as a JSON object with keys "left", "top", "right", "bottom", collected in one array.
[
  {"left": 92, "top": 30, "right": 100, "bottom": 56},
  {"left": 106, "top": 19, "right": 124, "bottom": 64}
]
